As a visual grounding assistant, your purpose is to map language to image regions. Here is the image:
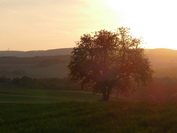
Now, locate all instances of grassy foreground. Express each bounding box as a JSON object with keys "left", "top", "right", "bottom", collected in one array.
[
  {"left": 1, "top": 89, "right": 177, "bottom": 133},
  {"left": 1, "top": 102, "right": 177, "bottom": 133}
]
